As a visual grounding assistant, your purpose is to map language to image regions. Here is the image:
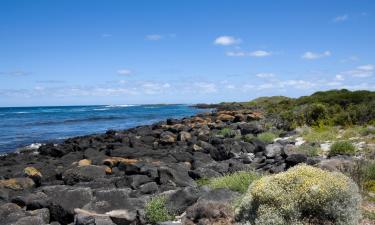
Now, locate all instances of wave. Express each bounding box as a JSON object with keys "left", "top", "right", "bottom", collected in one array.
[
  {"left": 24, "top": 143, "right": 43, "bottom": 150},
  {"left": 14, "top": 111, "right": 29, "bottom": 114},
  {"left": 27, "top": 116, "right": 127, "bottom": 126},
  {"left": 105, "top": 104, "right": 137, "bottom": 108},
  {"left": 93, "top": 108, "right": 109, "bottom": 111}
]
